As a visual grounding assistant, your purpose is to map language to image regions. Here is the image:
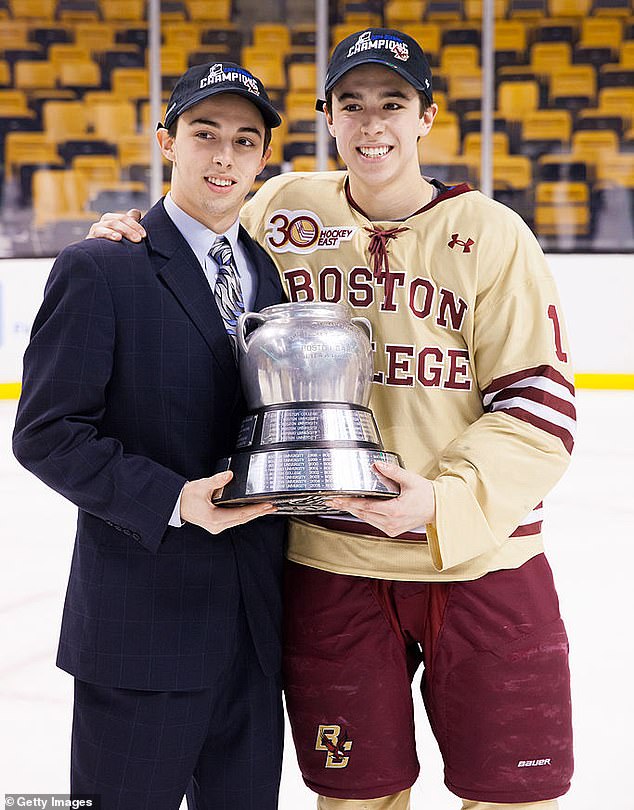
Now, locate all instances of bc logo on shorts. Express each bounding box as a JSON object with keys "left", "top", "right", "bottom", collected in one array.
[
  {"left": 265, "top": 209, "right": 357, "bottom": 254},
  {"left": 315, "top": 724, "right": 353, "bottom": 768}
]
